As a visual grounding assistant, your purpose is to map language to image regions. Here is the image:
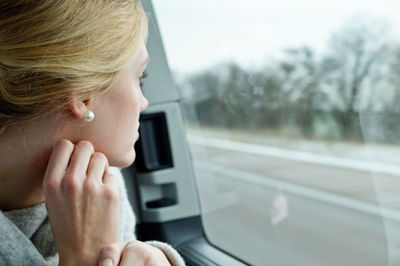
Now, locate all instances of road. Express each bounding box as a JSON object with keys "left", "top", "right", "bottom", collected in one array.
[{"left": 187, "top": 136, "right": 399, "bottom": 266}]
